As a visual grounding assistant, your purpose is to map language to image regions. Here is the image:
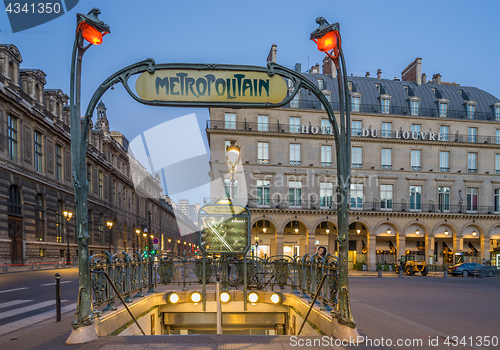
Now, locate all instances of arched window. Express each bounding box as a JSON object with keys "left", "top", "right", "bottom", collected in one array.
[
  {"left": 35, "top": 194, "right": 45, "bottom": 241},
  {"left": 56, "top": 201, "right": 63, "bottom": 242},
  {"left": 8, "top": 185, "right": 21, "bottom": 215}
]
